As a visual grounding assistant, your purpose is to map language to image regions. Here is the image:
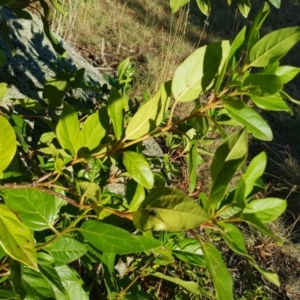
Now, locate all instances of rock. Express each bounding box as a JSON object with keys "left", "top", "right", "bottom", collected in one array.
[{"left": 0, "top": 6, "right": 105, "bottom": 103}]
